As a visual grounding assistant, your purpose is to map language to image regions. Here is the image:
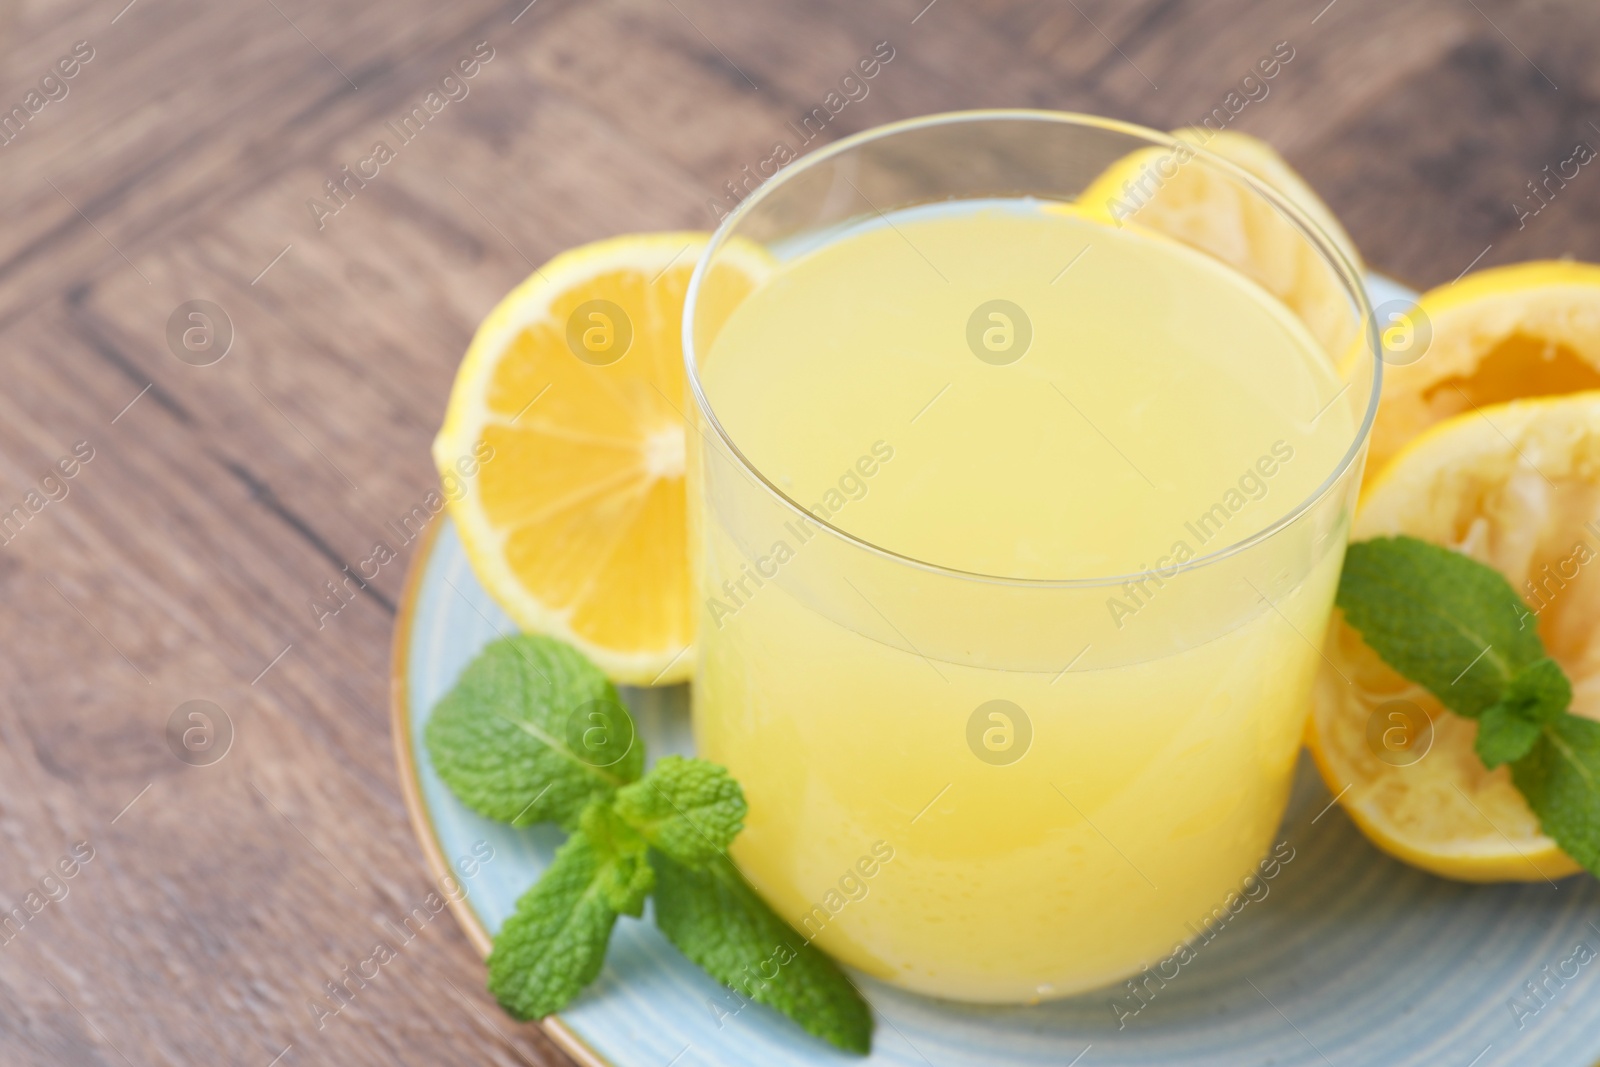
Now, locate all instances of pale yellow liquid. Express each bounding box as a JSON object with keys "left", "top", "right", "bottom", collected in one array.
[{"left": 694, "top": 202, "right": 1356, "bottom": 1001}]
